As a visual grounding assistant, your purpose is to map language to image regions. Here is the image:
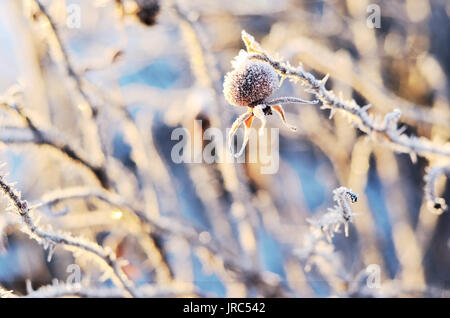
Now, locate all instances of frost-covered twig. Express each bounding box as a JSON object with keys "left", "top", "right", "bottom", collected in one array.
[
  {"left": 33, "top": 0, "right": 98, "bottom": 118},
  {"left": 24, "top": 281, "right": 197, "bottom": 298},
  {"left": 32, "top": 0, "right": 110, "bottom": 185},
  {"left": 0, "top": 174, "right": 137, "bottom": 297},
  {"left": 242, "top": 31, "right": 450, "bottom": 160},
  {"left": 31, "top": 186, "right": 199, "bottom": 238},
  {"left": 0, "top": 90, "right": 110, "bottom": 188},
  {"left": 263, "top": 96, "right": 319, "bottom": 107},
  {"left": 25, "top": 283, "right": 127, "bottom": 298},
  {"left": 0, "top": 126, "right": 35, "bottom": 143},
  {"left": 33, "top": 186, "right": 137, "bottom": 213},
  {"left": 0, "top": 285, "right": 18, "bottom": 298},
  {"left": 30, "top": 186, "right": 254, "bottom": 281},
  {"left": 28, "top": 183, "right": 285, "bottom": 296},
  {"left": 279, "top": 35, "right": 450, "bottom": 129},
  {"left": 33, "top": 186, "right": 178, "bottom": 233},
  {"left": 293, "top": 186, "right": 359, "bottom": 291},
  {"left": 28, "top": 182, "right": 271, "bottom": 294},
  {"left": 307, "top": 187, "right": 358, "bottom": 241},
  {"left": 424, "top": 165, "right": 450, "bottom": 214}
]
